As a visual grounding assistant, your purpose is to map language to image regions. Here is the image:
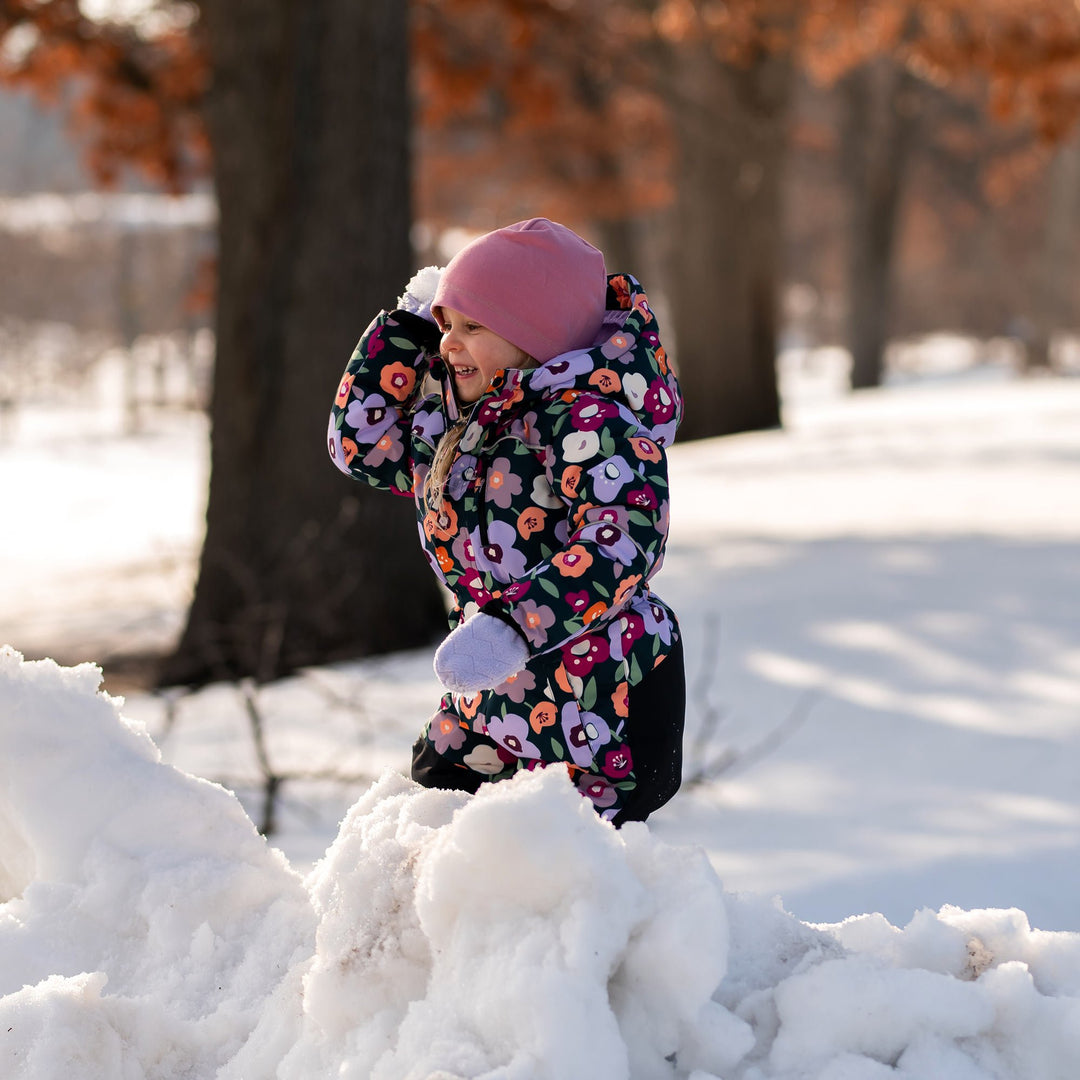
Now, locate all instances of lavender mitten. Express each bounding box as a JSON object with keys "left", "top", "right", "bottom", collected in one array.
[
  {"left": 434, "top": 612, "right": 531, "bottom": 695},
  {"left": 396, "top": 266, "right": 443, "bottom": 325}
]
